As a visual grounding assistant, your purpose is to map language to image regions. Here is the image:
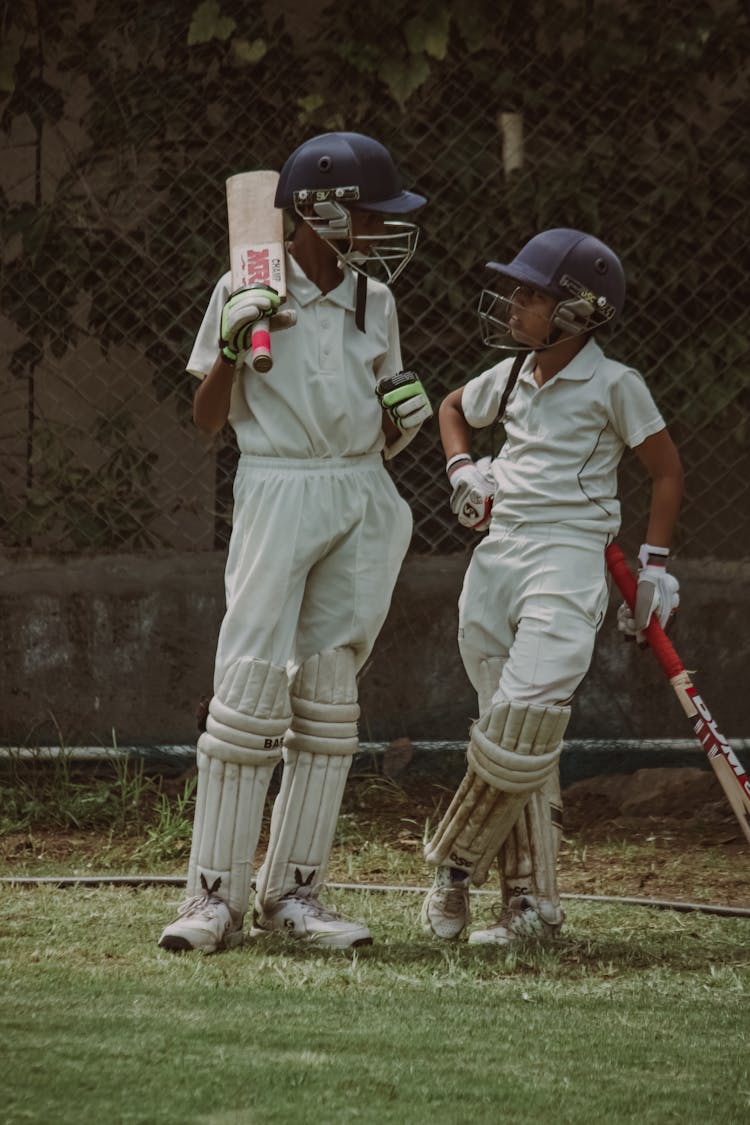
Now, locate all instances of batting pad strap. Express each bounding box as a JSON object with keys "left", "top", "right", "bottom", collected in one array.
[
  {"left": 291, "top": 696, "right": 360, "bottom": 725},
  {"left": 197, "top": 730, "right": 282, "bottom": 767},
  {"left": 209, "top": 698, "right": 292, "bottom": 738},
  {"left": 286, "top": 720, "right": 359, "bottom": 756}
]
